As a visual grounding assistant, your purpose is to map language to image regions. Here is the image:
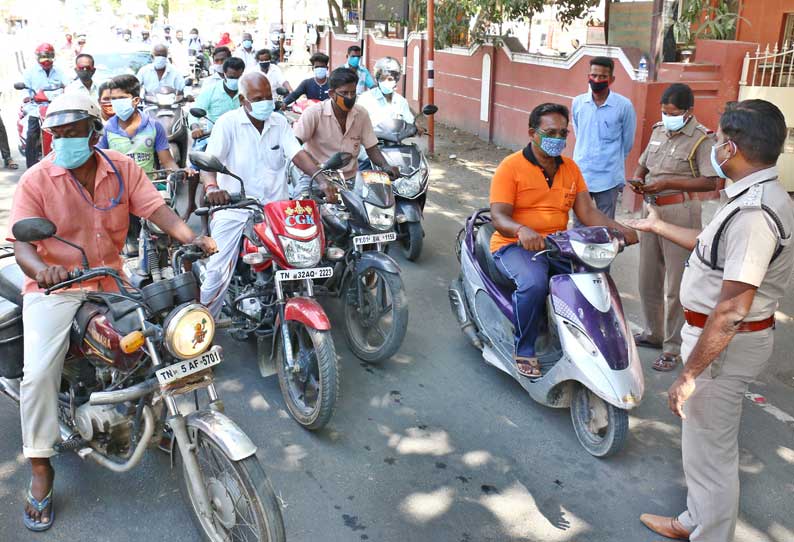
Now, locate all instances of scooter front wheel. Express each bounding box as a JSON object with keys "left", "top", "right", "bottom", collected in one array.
[{"left": 570, "top": 385, "right": 628, "bottom": 458}]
